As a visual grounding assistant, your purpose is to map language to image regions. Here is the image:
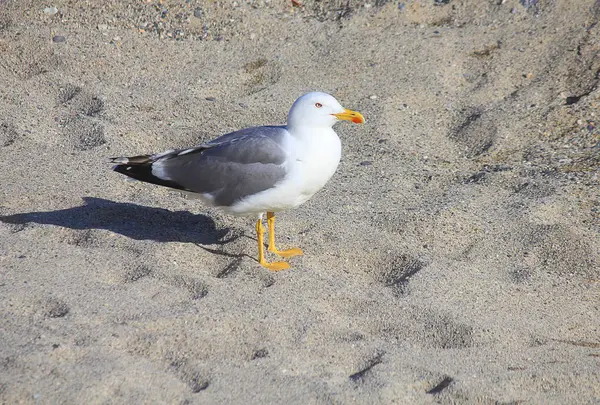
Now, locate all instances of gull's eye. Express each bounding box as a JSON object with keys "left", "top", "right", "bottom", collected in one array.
[{"left": 315, "top": 102, "right": 323, "bottom": 108}]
